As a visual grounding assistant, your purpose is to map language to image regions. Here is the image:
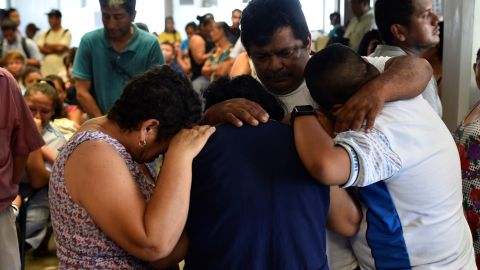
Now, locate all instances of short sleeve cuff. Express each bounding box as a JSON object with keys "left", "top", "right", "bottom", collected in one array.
[{"left": 336, "top": 142, "right": 359, "bottom": 188}]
